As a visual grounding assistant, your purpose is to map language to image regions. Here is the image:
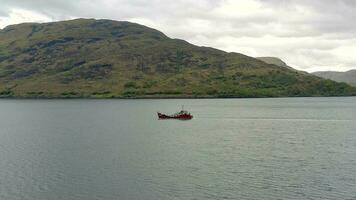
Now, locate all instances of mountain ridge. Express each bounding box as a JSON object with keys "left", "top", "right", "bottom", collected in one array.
[
  {"left": 312, "top": 70, "right": 356, "bottom": 86},
  {"left": 256, "top": 57, "right": 288, "bottom": 67},
  {"left": 256, "top": 57, "right": 298, "bottom": 71},
  {"left": 0, "top": 18, "right": 355, "bottom": 98}
]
